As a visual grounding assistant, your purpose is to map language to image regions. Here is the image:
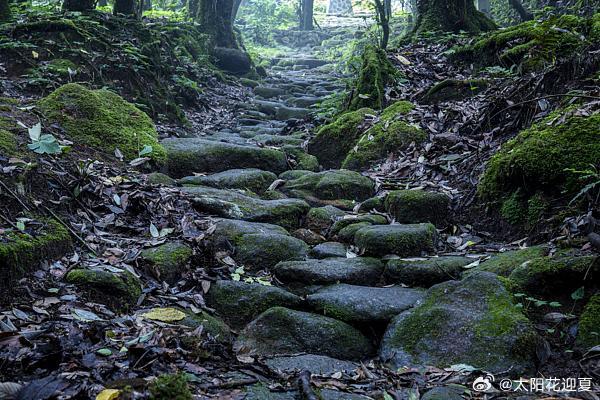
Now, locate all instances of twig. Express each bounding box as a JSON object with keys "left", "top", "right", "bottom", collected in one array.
[
  {"left": 0, "top": 213, "right": 19, "bottom": 230},
  {"left": 489, "top": 93, "right": 600, "bottom": 122},
  {"left": 0, "top": 180, "right": 31, "bottom": 211},
  {"left": 43, "top": 206, "right": 97, "bottom": 256},
  {"left": 298, "top": 370, "right": 319, "bottom": 400}
]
